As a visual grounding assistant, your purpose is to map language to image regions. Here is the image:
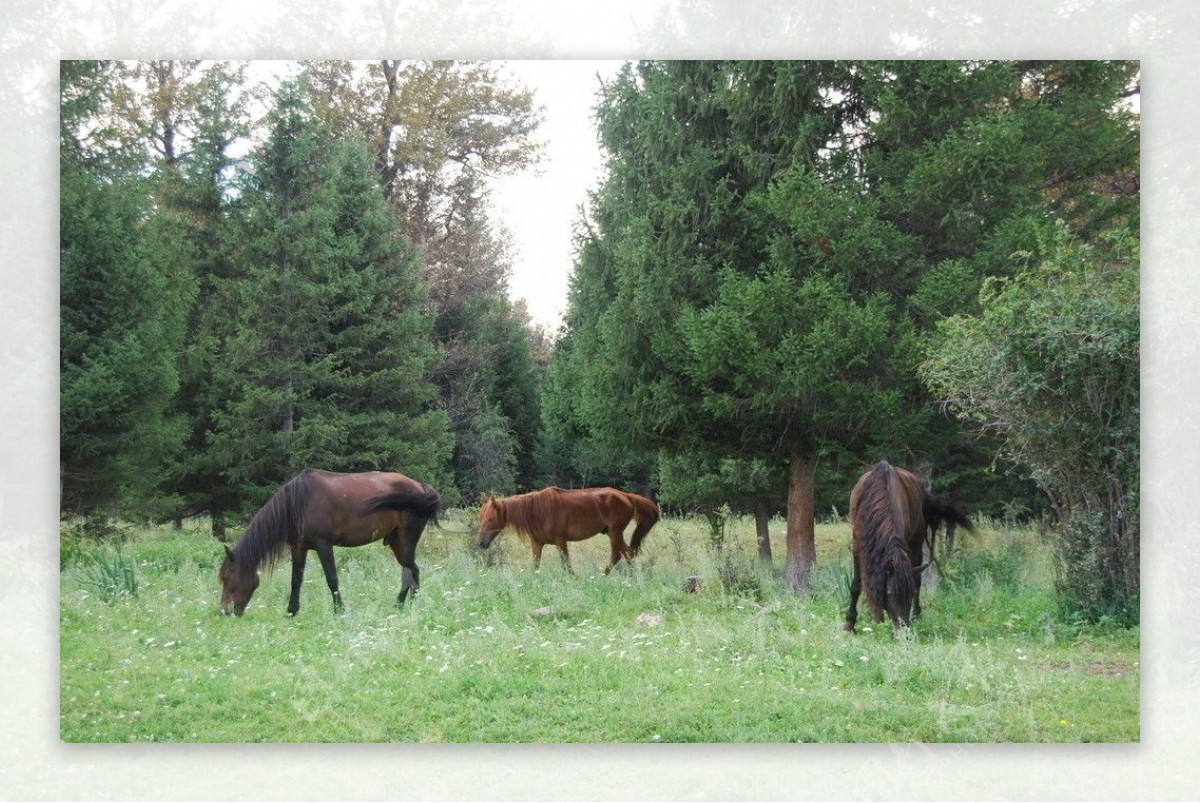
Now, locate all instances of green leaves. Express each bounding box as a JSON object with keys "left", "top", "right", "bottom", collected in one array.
[{"left": 920, "top": 223, "right": 1139, "bottom": 621}]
